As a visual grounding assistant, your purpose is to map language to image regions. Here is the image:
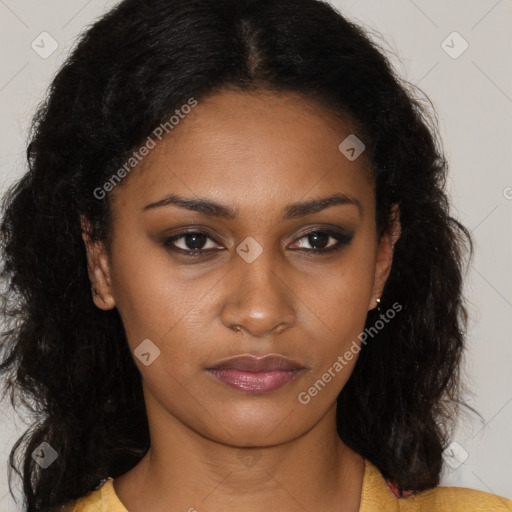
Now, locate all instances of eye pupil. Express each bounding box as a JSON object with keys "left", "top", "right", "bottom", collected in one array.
[
  {"left": 308, "top": 231, "right": 329, "bottom": 249},
  {"left": 185, "top": 232, "right": 207, "bottom": 249}
]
